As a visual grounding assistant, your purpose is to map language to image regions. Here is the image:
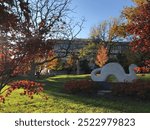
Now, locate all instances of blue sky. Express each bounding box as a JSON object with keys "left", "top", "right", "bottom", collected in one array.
[{"left": 70, "top": 0, "right": 134, "bottom": 38}]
